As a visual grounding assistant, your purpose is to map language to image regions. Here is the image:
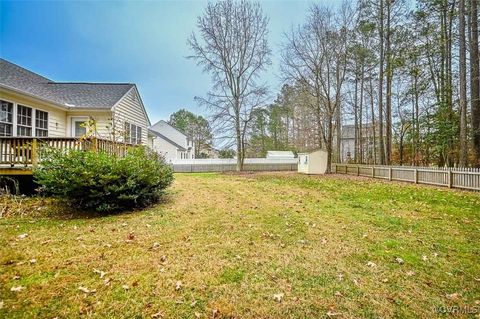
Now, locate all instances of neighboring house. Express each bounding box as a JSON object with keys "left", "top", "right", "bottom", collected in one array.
[
  {"left": 340, "top": 123, "right": 380, "bottom": 163},
  {"left": 0, "top": 58, "right": 150, "bottom": 143},
  {"left": 148, "top": 120, "right": 194, "bottom": 162}
]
